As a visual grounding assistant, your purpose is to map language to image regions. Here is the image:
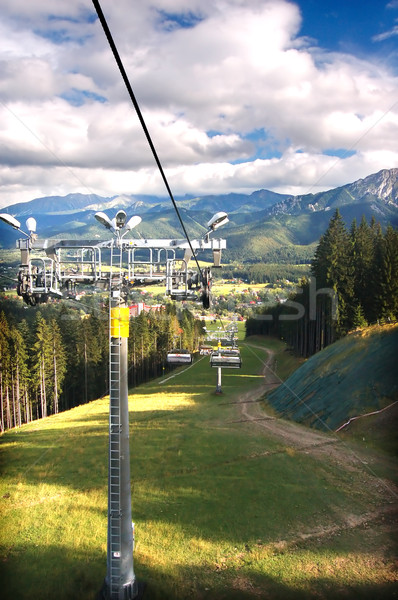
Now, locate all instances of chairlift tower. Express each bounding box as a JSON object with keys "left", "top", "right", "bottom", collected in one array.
[
  {"left": 101, "top": 218, "right": 138, "bottom": 600},
  {"left": 215, "top": 341, "right": 223, "bottom": 394},
  {"left": 207, "top": 328, "right": 242, "bottom": 394},
  {"left": 1, "top": 209, "right": 228, "bottom": 600}
]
